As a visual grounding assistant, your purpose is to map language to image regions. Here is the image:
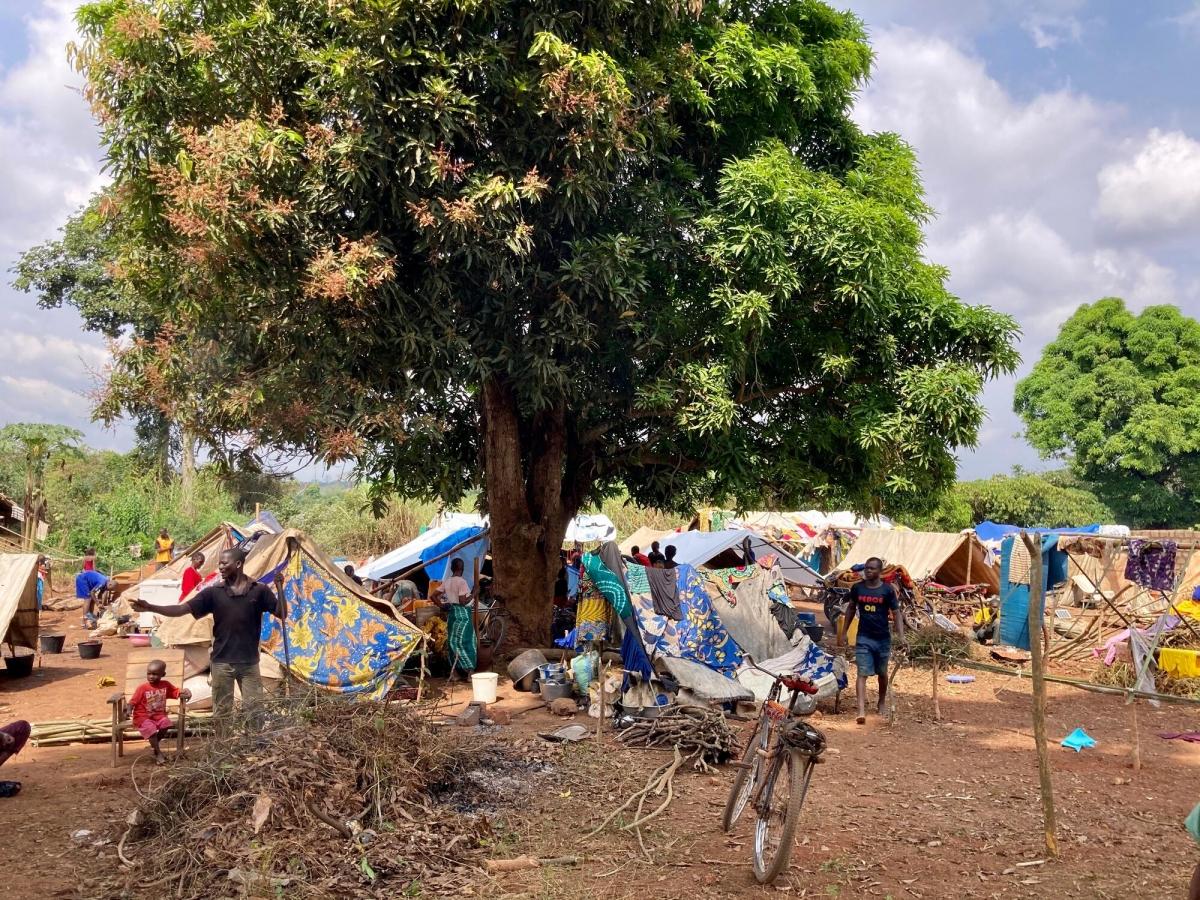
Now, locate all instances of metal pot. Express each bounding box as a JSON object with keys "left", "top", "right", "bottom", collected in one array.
[
  {"left": 507, "top": 649, "right": 549, "bottom": 692},
  {"left": 540, "top": 680, "right": 573, "bottom": 702}
]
